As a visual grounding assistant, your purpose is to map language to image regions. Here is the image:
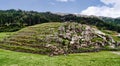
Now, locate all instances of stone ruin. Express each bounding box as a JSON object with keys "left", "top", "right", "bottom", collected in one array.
[{"left": 45, "top": 22, "right": 116, "bottom": 56}]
